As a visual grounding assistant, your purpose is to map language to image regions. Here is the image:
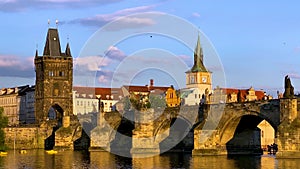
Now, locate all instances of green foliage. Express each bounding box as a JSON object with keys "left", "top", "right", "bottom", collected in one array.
[
  {"left": 149, "top": 94, "right": 166, "bottom": 109},
  {"left": 122, "top": 96, "right": 131, "bottom": 111},
  {"left": 0, "top": 107, "right": 8, "bottom": 129},
  {"left": 0, "top": 107, "right": 8, "bottom": 151}
]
